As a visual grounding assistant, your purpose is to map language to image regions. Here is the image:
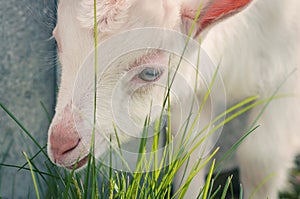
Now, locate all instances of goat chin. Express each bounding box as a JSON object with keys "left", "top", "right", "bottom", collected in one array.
[{"left": 48, "top": 0, "right": 300, "bottom": 198}]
